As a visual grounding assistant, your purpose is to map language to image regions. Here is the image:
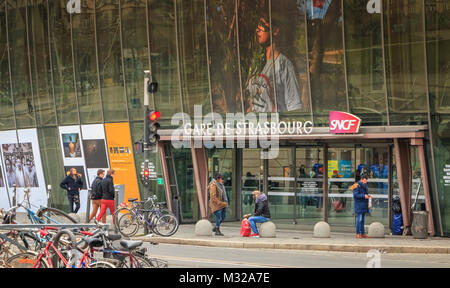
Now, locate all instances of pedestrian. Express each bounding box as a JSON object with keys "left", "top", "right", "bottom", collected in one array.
[
  {"left": 60, "top": 168, "right": 83, "bottom": 214},
  {"left": 352, "top": 174, "right": 372, "bottom": 239},
  {"left": 209, "top": 172, "right": 228, "bottom": 236},
  {"left": 89, "top": 169, "right": 106, "bottom": 223},
  {"left": 96, "top": 169, "right": 116, "bottom": 224},
  {"left": 243, "top": 190, "right": 271, "bottom": 238}
]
